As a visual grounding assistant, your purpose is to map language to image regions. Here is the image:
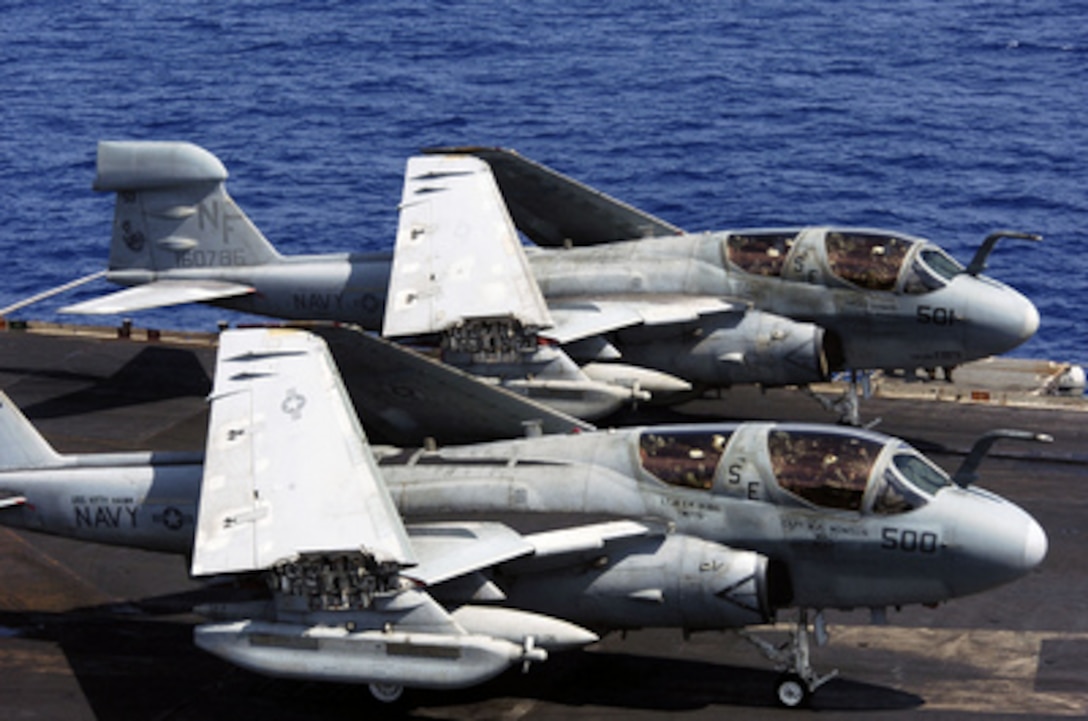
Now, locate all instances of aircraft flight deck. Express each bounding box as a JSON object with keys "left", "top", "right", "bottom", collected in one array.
[{"left": 0, "top": 321, "right": 1084, "bottom": 720}]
